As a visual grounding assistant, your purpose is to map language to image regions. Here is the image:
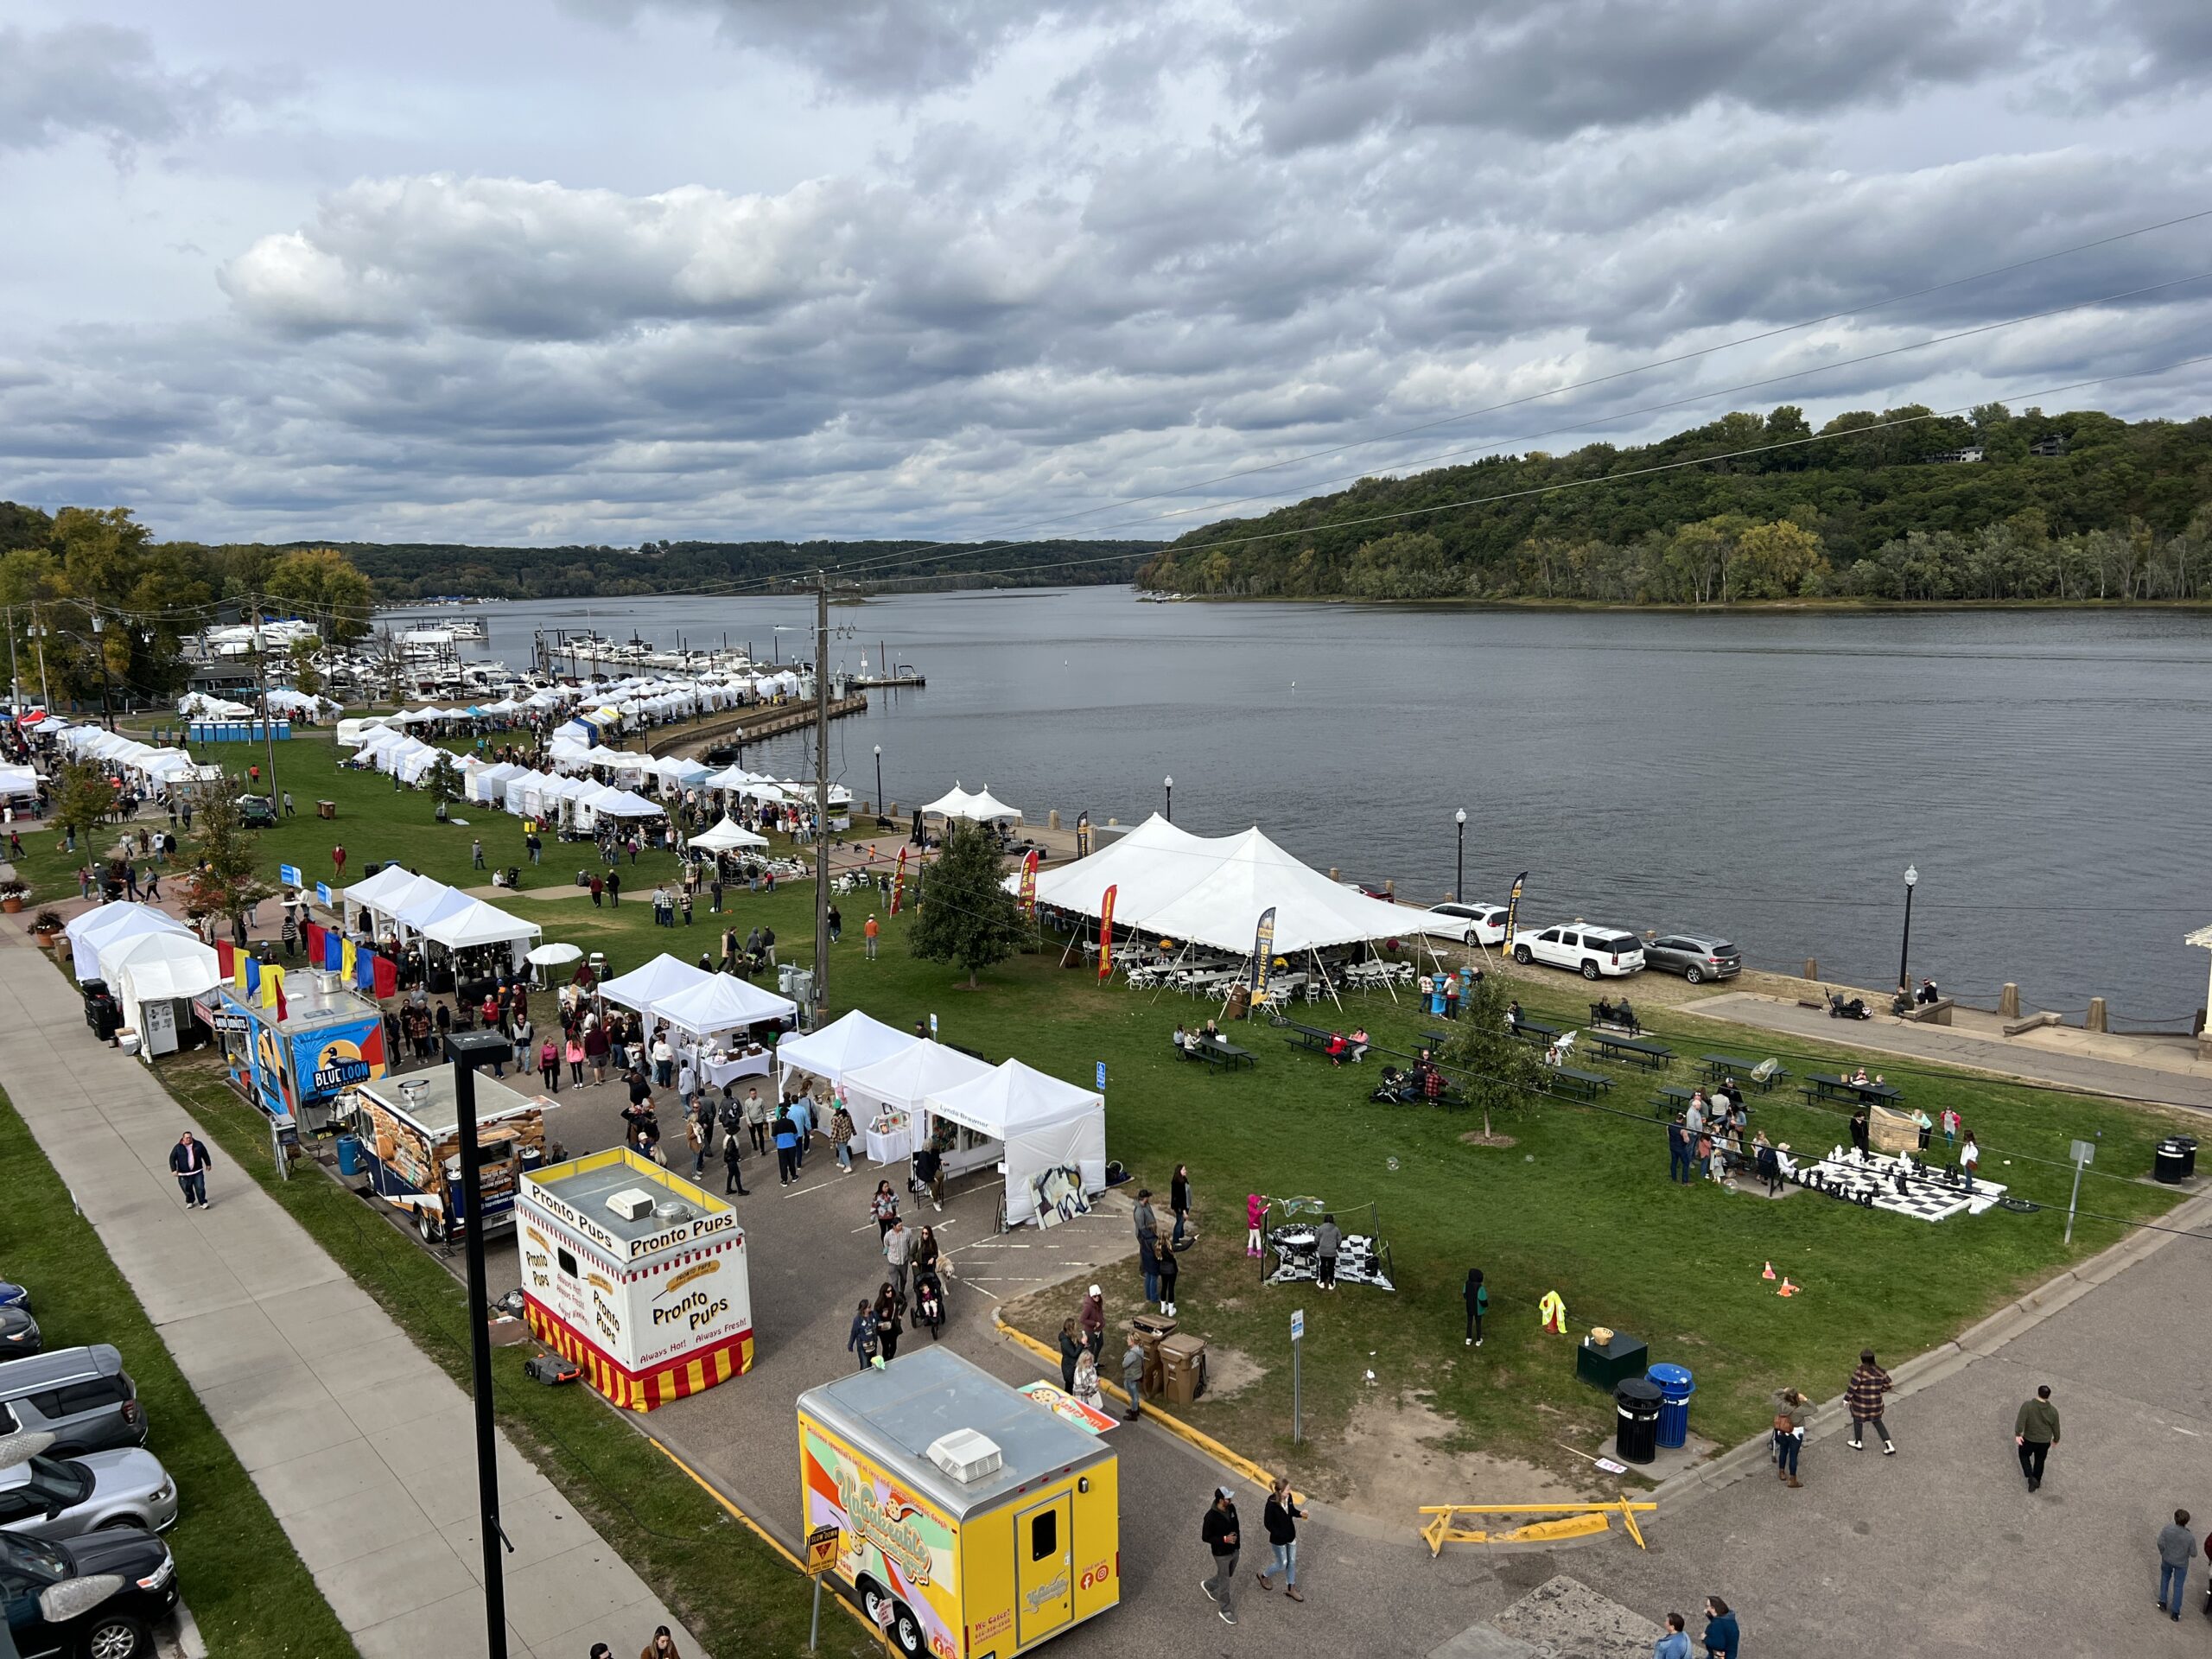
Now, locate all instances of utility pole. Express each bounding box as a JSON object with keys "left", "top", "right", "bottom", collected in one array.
[
  {"left": 444, "top": 1030, "right": 515, "bottom": 1659},
  {"left": 253, "top": 605, "right": 281, "bottom": 804},
  {"left": 31, "top": 603, "right": 50, "bottom": 711},
  {"left": 813, "top": 571, "right": 831, "bottom": 1027},
  {"left": 5, "top": 605, "right": 19, "bottom": 715}
]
